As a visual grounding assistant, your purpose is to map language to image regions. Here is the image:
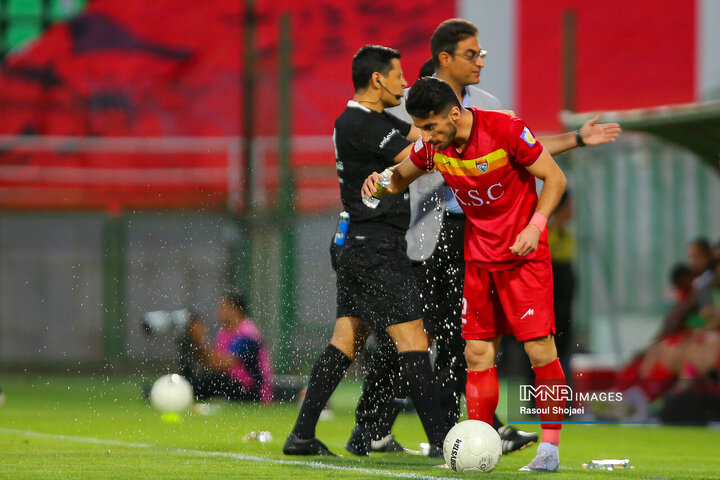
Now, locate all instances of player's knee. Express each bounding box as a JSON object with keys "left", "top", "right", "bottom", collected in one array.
[
  {"left": 464, "top": 342, "right": 494, "bottom": 370},
  {"left": 330, "top": 338, "right": 358, "bottom": 360},
  {"left": 524, "top": 336, "right": 557, "bottom": 366},
  {"left": 387, "top": 319, "right": 429, "bottom": 352}
]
